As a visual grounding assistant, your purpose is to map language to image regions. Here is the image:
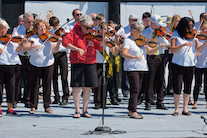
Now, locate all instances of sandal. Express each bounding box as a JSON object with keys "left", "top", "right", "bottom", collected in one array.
[
  {"left": 29, "top": 110, "right": 35, "bottom": 114},
  {"left": 182, "top": 111, "right": 191, "bottom": 116},
  {"left": 130, "top": 112, "right": 143, "bottom": 119},
  {"left": 82, "top": 111, "right": 92, "bottom": 118},
  {"left": 45, "top": 108, "right": 53, "bottom": 113},
  {"left": 128, "top": 111, "right": 131, "bottom": 116},
  {"left": 73, "top": 112, "right": 80, "bottom": 118},
  {"left": 172, "top": 112, "right": 179, "bottom": 116}
]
